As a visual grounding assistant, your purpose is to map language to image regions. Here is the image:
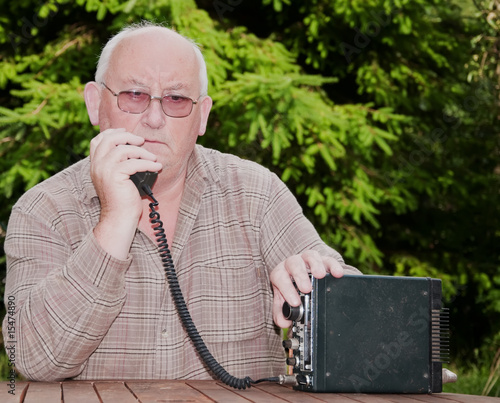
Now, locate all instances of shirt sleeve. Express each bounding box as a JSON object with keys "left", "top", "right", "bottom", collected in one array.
[
  {"left": 259, "top": 173, "right": 362, "bottom": 275},
  {"left": 3, "top": 204, "right": 130, "bottom": 381}
]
